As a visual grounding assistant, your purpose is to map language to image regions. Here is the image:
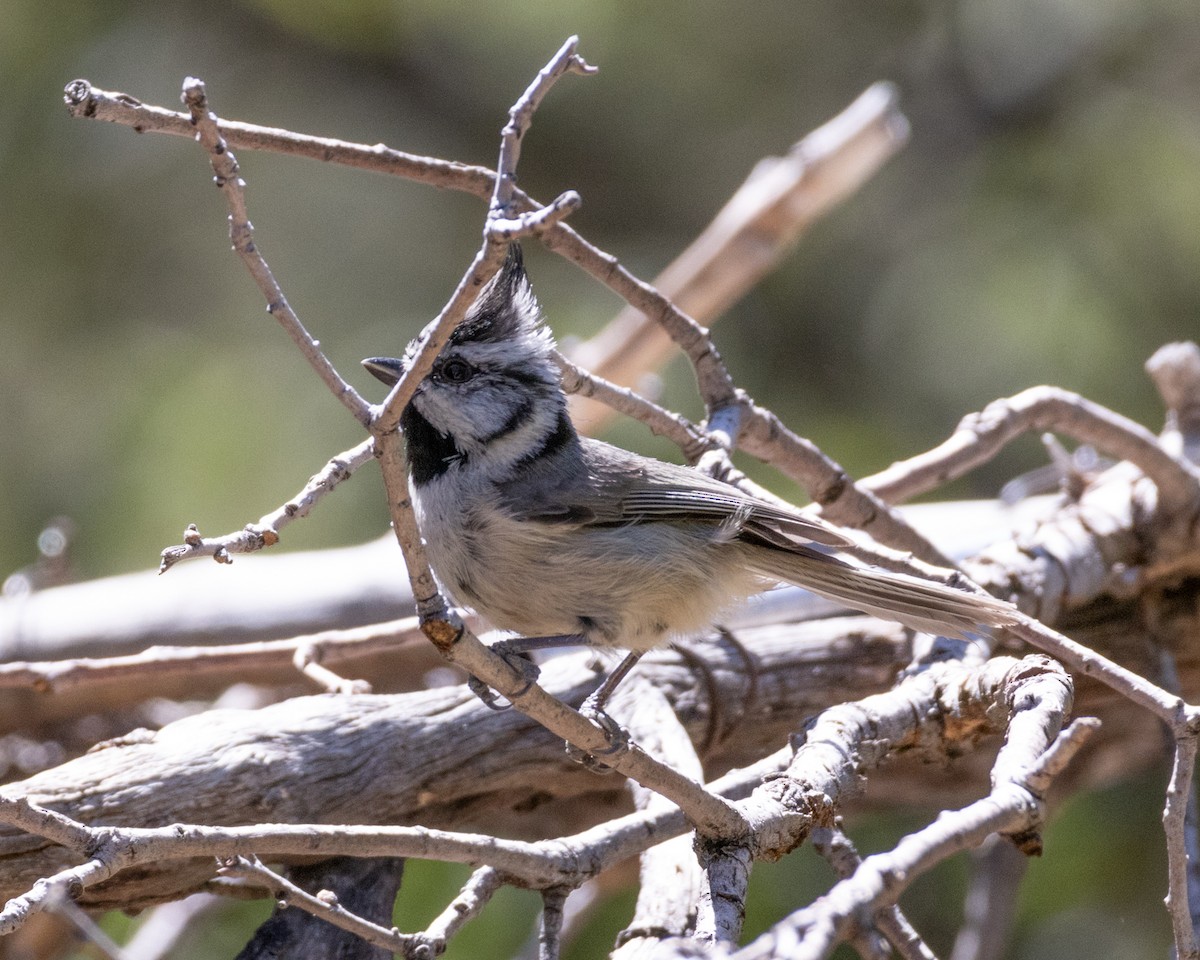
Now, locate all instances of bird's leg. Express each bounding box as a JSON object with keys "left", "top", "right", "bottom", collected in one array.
[
  {"left": 579, "top": 650, "right": 642, "bottom": 737},
  {"left": 566, "top": 651, "right": 644, "bottom": 771},
  {"left": 469, "top": 637, "right": 643, "bottom": 770},
  {"left": 467, "top": 634, "right": 583, "bottom": 710}
]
